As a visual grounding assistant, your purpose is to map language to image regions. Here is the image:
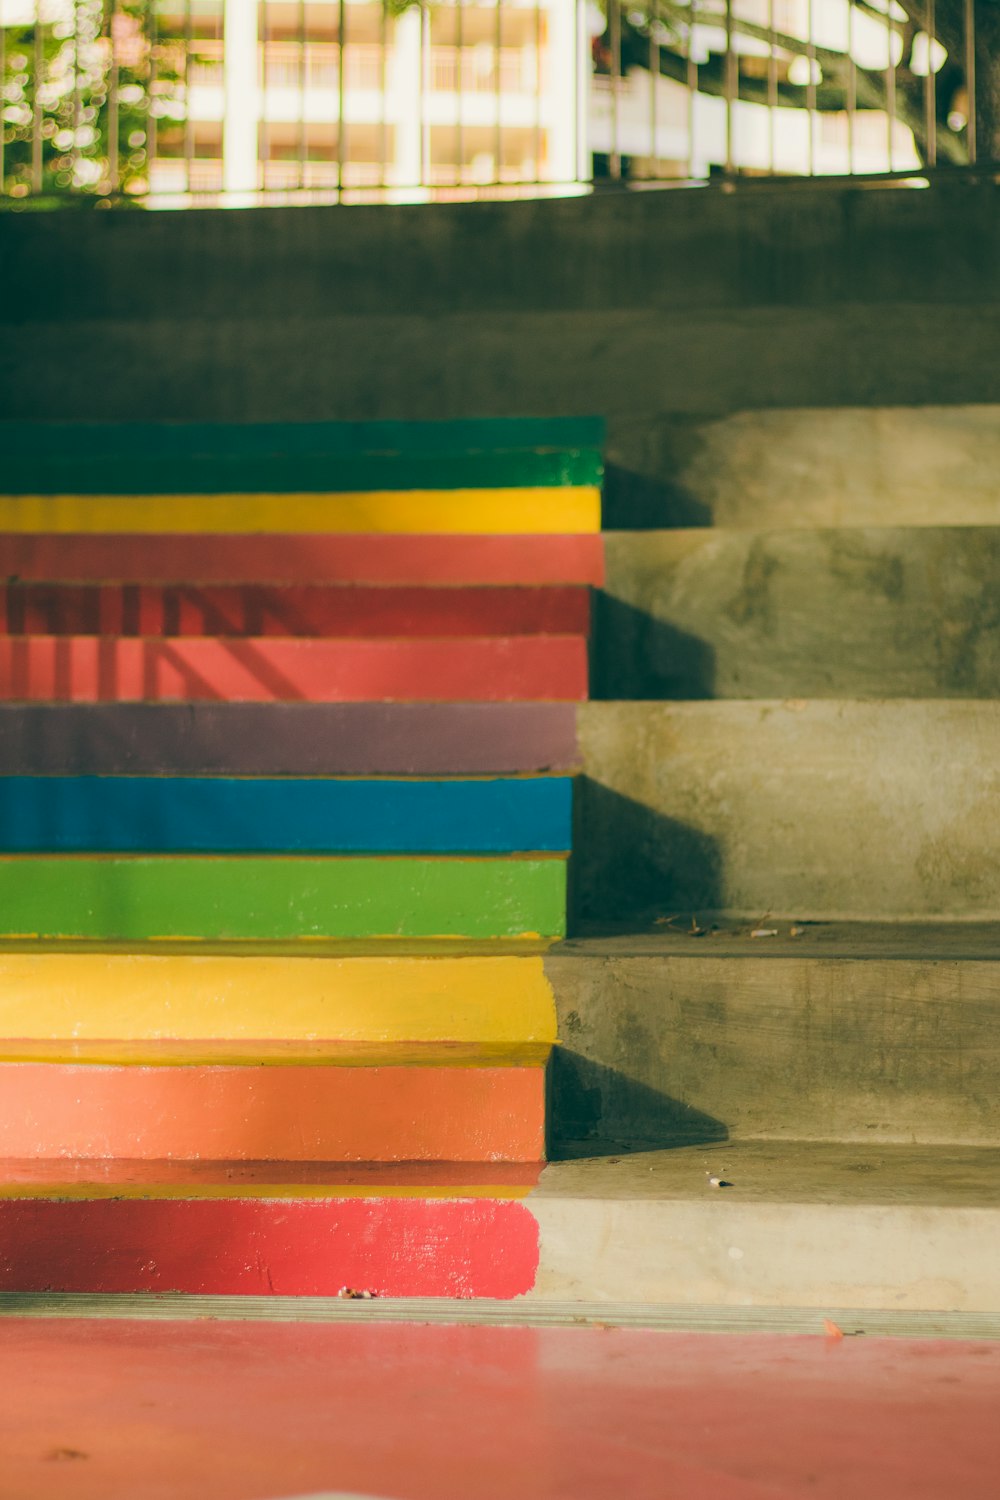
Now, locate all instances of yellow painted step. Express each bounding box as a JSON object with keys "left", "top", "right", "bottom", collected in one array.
[
  {"left": 0, "top": 487, "right": 601, "bottom": 535},
  {"left": 0, "top": 951, "right": 557, "bottom": 1044}
]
